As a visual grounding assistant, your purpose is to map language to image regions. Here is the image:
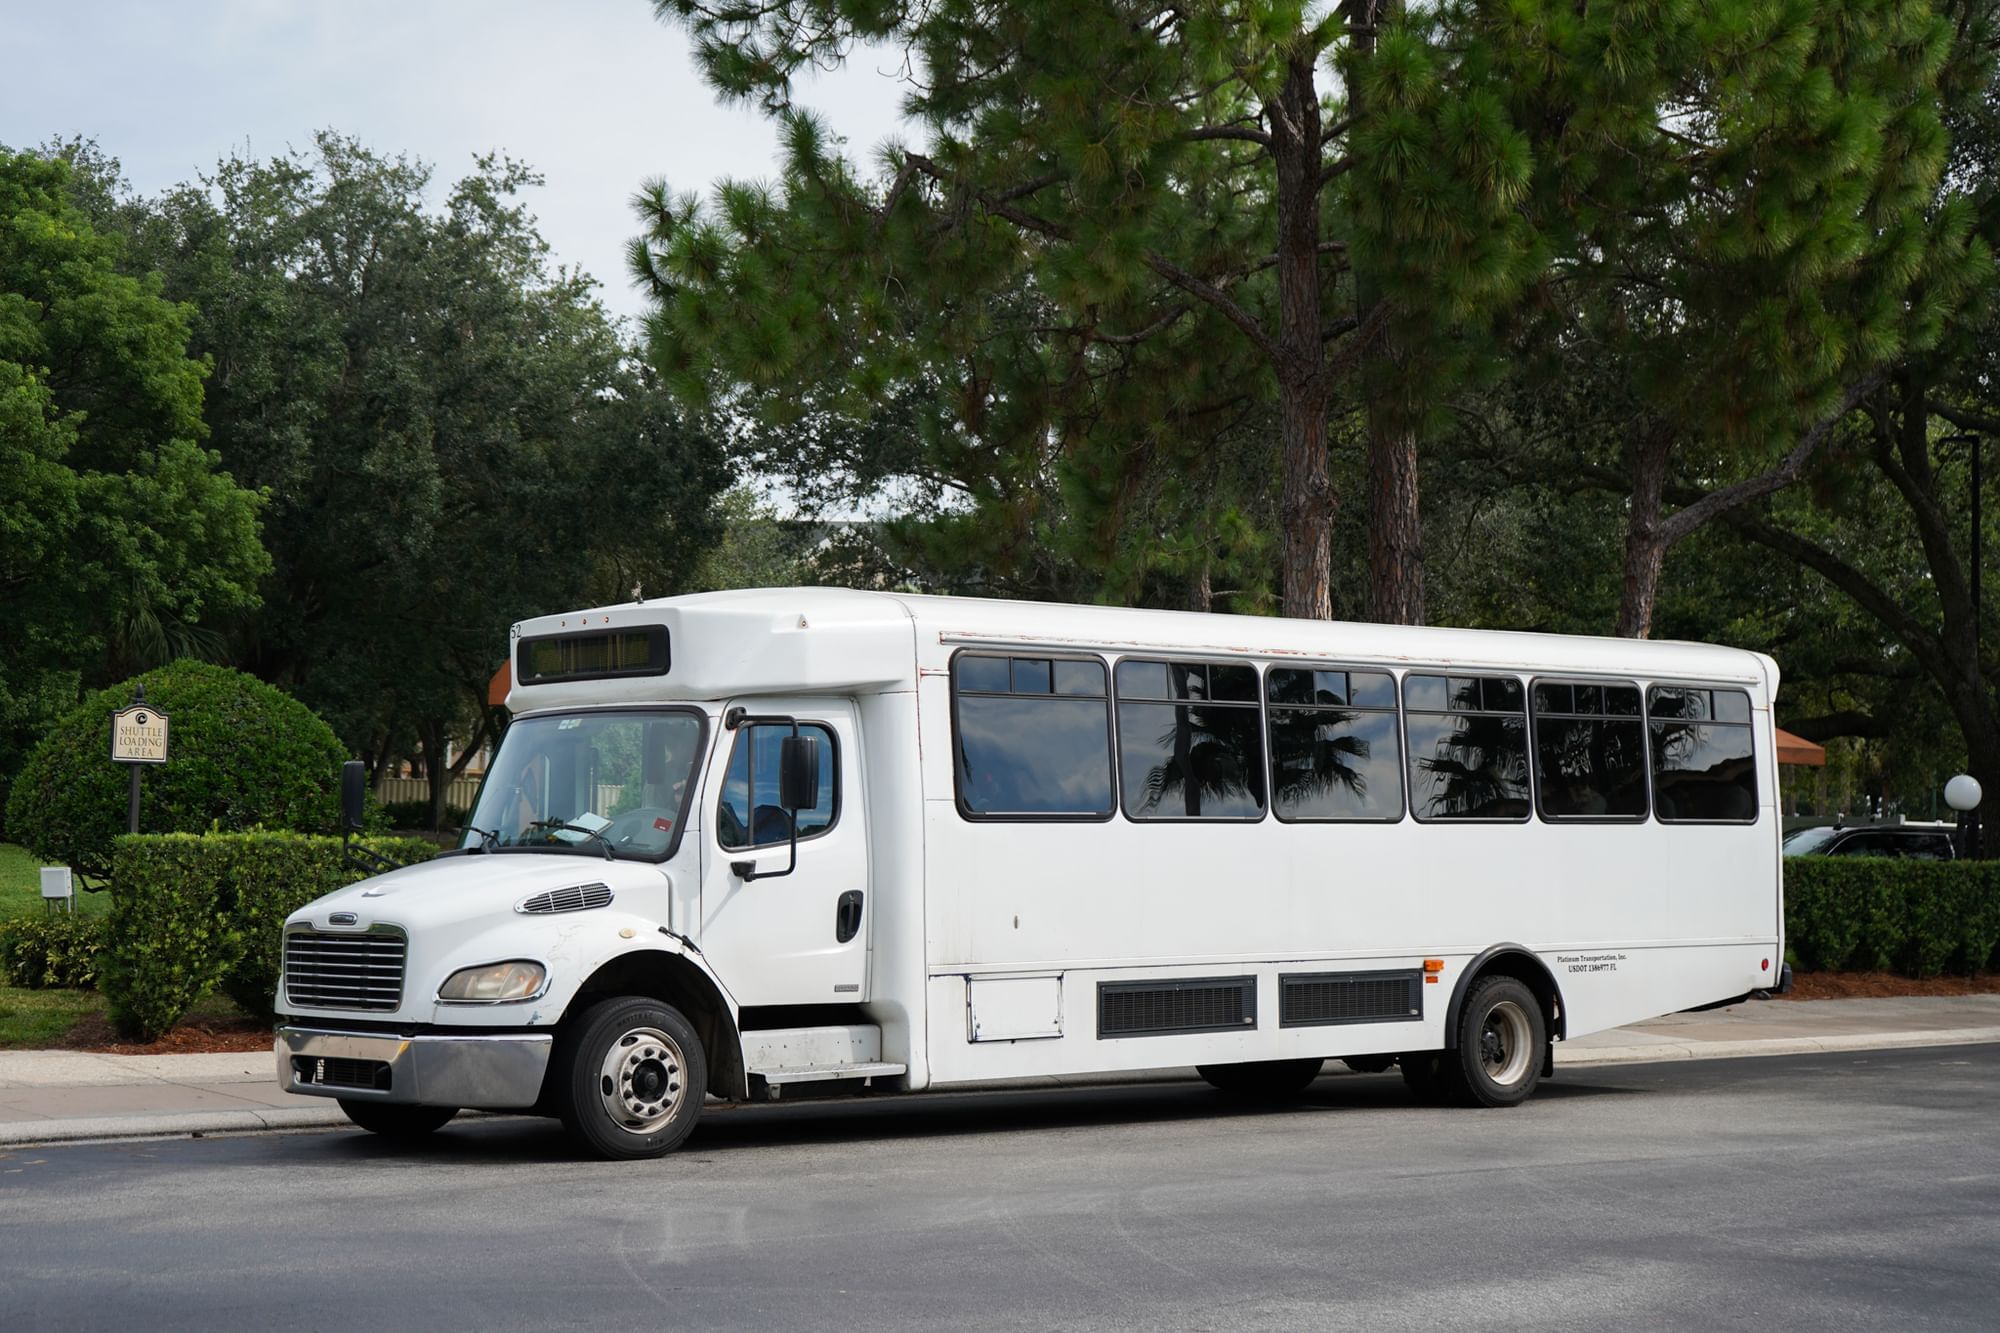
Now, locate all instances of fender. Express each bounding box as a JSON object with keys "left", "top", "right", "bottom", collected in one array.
[
  {"left": 1441, "top": 943, "right": 1567, "bottom": 1046},
  {"left": 550, "top": 917, "right": 748, "bottom": 1100}
]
